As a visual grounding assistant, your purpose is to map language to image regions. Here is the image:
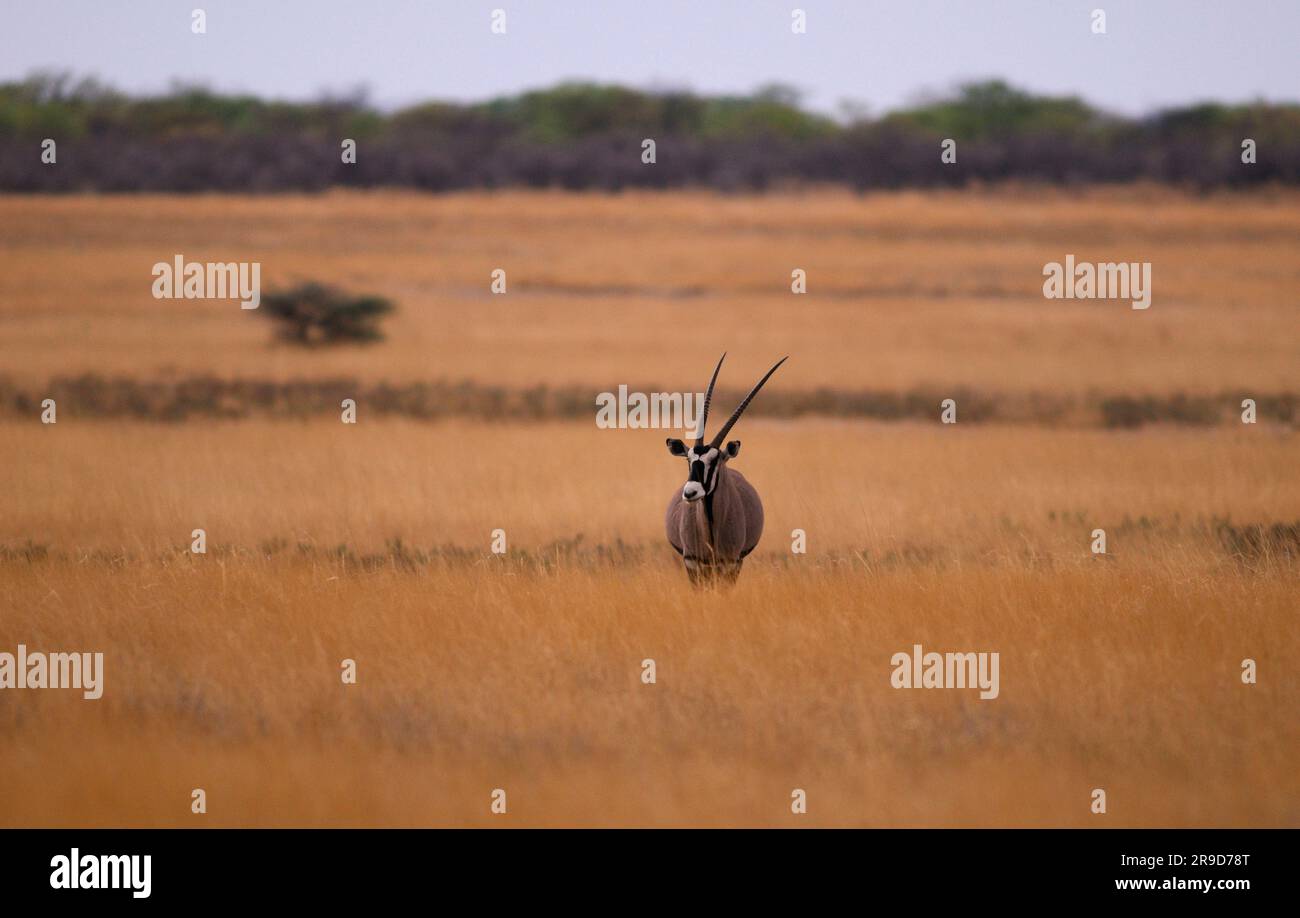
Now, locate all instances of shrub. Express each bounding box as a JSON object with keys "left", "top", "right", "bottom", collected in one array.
[
  {"left": 260, "top": 283, "right": 394, "bottom": 345},
  {"left": 1215, "top": 520, "right": 1300, "bottom": 562}
]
